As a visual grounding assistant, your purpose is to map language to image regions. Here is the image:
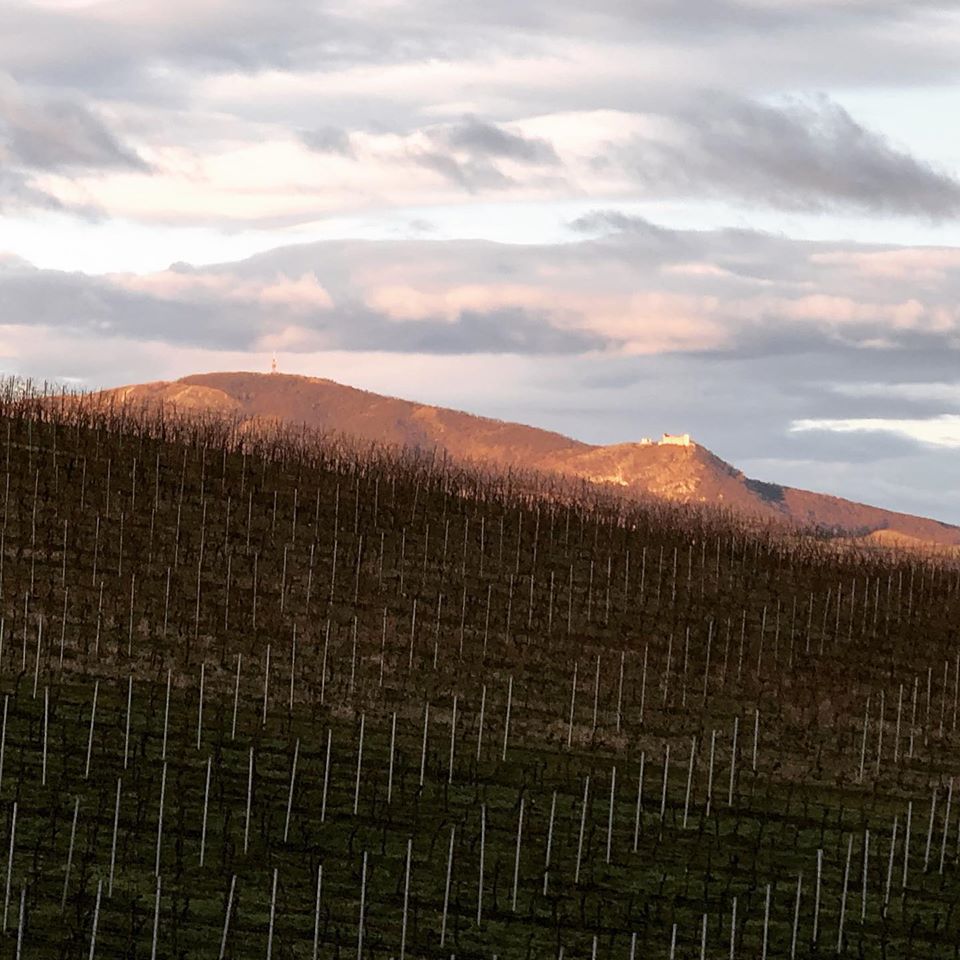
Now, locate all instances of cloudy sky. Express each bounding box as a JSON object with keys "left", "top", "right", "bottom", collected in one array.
[{"left": 3, "top": 0, "right": 960, "bottom": 523}]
